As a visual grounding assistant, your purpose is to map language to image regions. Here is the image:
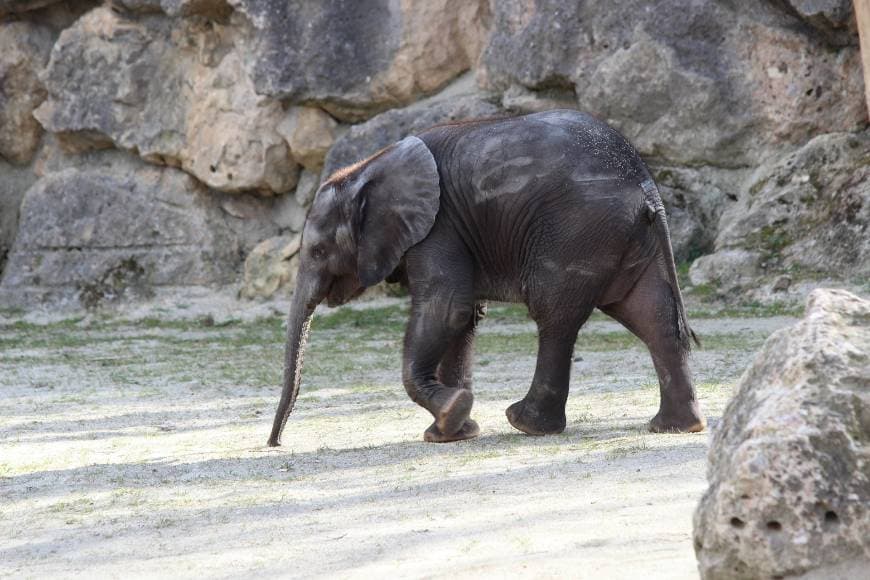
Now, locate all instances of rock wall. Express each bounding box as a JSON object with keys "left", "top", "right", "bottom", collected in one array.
[
  {"left": 0, "top": 0, "right": 867, "bottom": 308},
  {"left": 693, "top": 289, "right": 869, "bottom": 578}
]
